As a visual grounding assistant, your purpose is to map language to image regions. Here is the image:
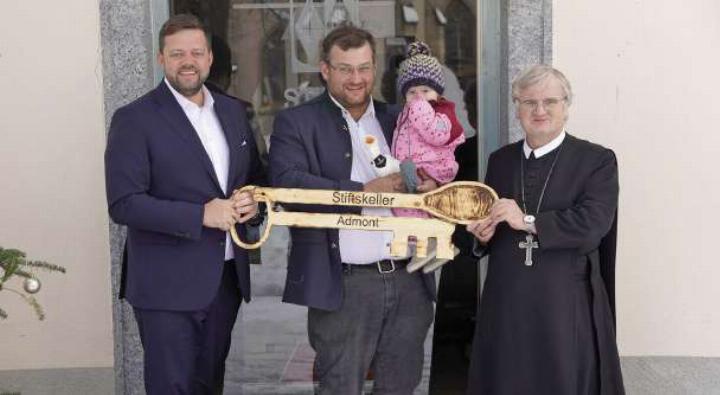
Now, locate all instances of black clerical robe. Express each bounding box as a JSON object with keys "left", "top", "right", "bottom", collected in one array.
[{"left": 467, "top": 134, "right": 625, "bottom": 395}]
